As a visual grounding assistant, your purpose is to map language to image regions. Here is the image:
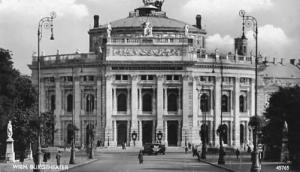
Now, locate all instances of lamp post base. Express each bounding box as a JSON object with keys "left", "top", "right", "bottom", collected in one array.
[
  {"left": 69, "top": 142, "right": 75, "bottom": 164},
  {"left": 250, "top": 151, "right": 261, "bottom": 172},
  {"left": 201, "top": 144, "right": 206, "bottom": 159},
  {"left": 218, "top": 147, "right": 225, "bottom": 165}
]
